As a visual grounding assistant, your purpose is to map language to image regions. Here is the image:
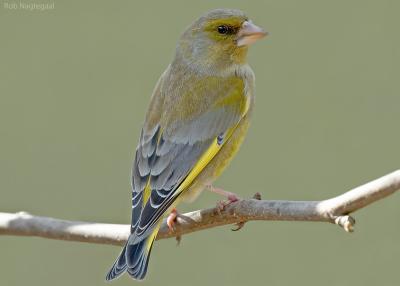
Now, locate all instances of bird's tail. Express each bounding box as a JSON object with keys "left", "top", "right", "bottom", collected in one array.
[{"left": 105, "top": 227, "right": 159, "bottom": 281}]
